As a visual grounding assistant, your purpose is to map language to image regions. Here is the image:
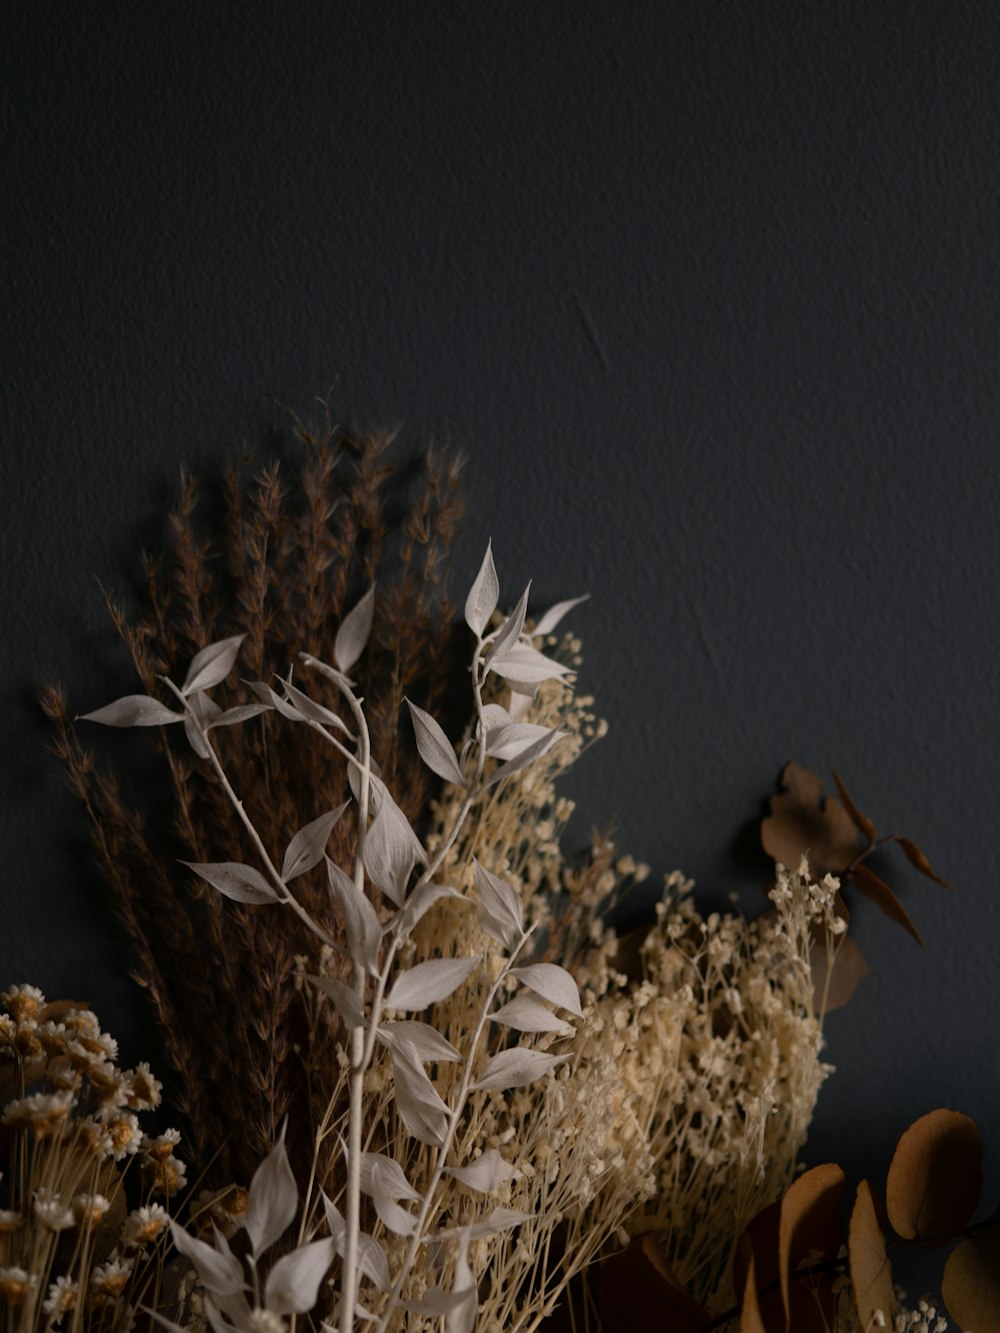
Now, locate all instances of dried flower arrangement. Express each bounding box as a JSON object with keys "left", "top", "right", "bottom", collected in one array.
[{"left": 5, "top": 413, "right": 995, "bottom": 1331}]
